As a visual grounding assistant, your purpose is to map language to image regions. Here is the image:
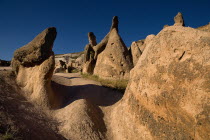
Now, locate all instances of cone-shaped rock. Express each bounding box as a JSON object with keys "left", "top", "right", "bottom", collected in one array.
[
  {"left": 174, "top": 12, "right": 185, "bottom": 26},
  {"left": 111, "top": 26, "right": 210, "bottom": 139},
  {"left": 94, "top": 28, "right": 133, "bottom": 79},
  {"left": 93, "top": 16, "right": 119, "bottom": 60},
  {"left": 12, "top": 27, "right": 60, "bottom": 109}
]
